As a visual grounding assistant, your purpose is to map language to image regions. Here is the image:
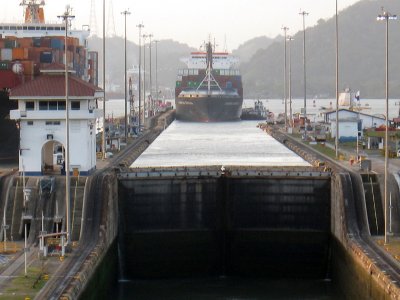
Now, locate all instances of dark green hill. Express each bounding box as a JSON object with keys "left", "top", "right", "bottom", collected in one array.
[{"left": 241, "top": 0, "right": 400, "bottom": 99}]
